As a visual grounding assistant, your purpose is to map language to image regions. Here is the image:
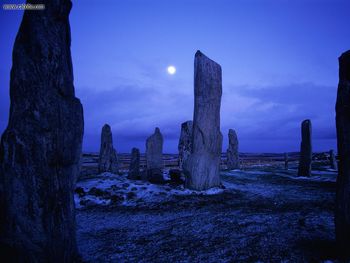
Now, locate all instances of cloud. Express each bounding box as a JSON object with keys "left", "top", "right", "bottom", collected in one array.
[
  {"left": 77, "top": 82, "right": 193, "bottom": 152},
  {"left": 77, "top": 80, "right": 337, "bottom": 153},
  {"left": 221, "top": 82, "right": 336, "bottom": 141}
]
